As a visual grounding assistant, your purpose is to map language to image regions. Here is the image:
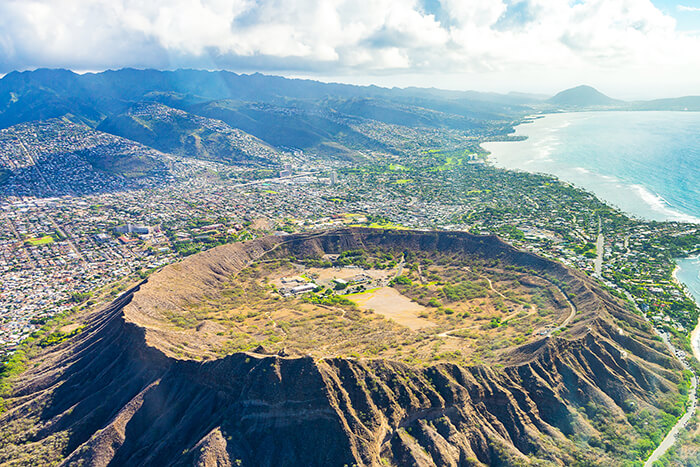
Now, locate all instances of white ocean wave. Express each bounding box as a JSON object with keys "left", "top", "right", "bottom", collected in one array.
[
  {"left": 485, "top": 112, "right": 700, "bottom": 225},
  {"left": 533, "top": 137, "right": 559, "bottom": 160},
  {"left": 630, "top": 184, "right": 700, "bottom": 224}
]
